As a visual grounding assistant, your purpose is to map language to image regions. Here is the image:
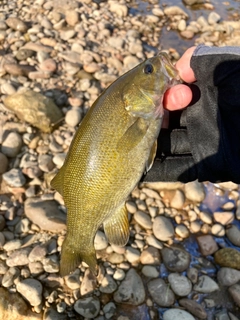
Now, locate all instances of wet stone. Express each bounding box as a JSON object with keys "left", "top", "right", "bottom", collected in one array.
[
  {"left": 214, "top": 248, "right": 240, "bottom": 270},
  {"left": 226, "top": 225, "right": 240, "bottom": 246},
  {"left": 168, "top": 273, "right": 192, "bottom": 296},
  {"left": 193, "top": 275, "right": 219, "bottom": 293},
  {"left": 74, "top": 297, "right": 100, "bottom": 319},
  {"left": 113, "top": 268, "right": 145, "bottom": 305},
  {"left": 179, "top": 298, "right": 207, "bottom": 320},
  {"left": 163, "top": 309, "right": 195, "bottom": 320},
  {"left": 162, "top": 246, "right": 191, "bottom": 272},
  {"left": 217, "top": 267, "right": 240, "bottom": 286},
  {"left": 197, "top": 235, "right": 218, "bottom": 256},
  {"left": 228, "top": 284, "right": 240, "bottom": 307},
  {"left": 148, "top": 278, "right": 175, "bottom": 307}
]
